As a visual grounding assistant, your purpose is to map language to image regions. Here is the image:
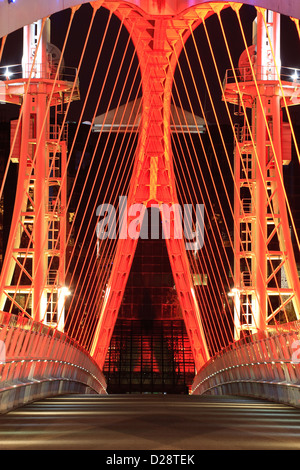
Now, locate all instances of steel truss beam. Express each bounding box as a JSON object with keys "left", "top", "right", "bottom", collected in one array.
[
  {"left": 0, "top": 19, "right": 79, "bottom": 328},
  {"left": 224, "top": 9, "right": 300, "bottom": 337}
]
